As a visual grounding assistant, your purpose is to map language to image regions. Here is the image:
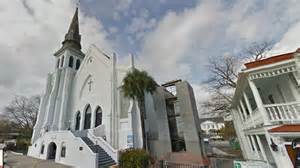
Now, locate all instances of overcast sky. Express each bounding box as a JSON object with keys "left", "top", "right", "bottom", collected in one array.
[{"left": 1, "top": 0, "right": 300, "bottom": 112}]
